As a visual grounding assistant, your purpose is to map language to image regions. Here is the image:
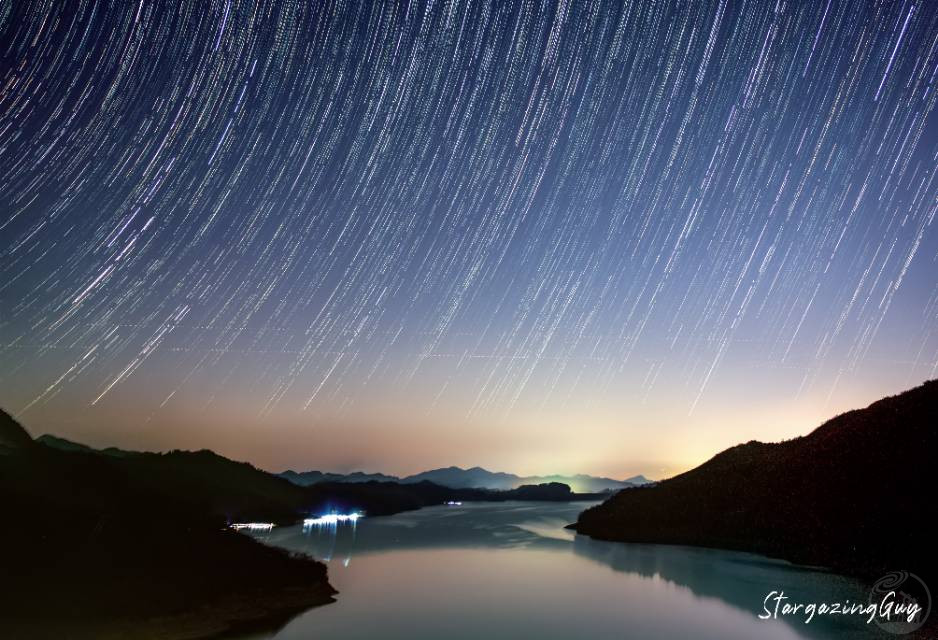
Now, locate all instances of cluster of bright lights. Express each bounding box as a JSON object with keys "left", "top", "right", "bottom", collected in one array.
[
  {"left": 303, "top": 512, "right": 362, "bottom": 527},
  {"left": 445, "top": 501, "right": 463, "bottom": 506},
  {"left": 230, "top": 522, "right": 275, "bottom": 531}
]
